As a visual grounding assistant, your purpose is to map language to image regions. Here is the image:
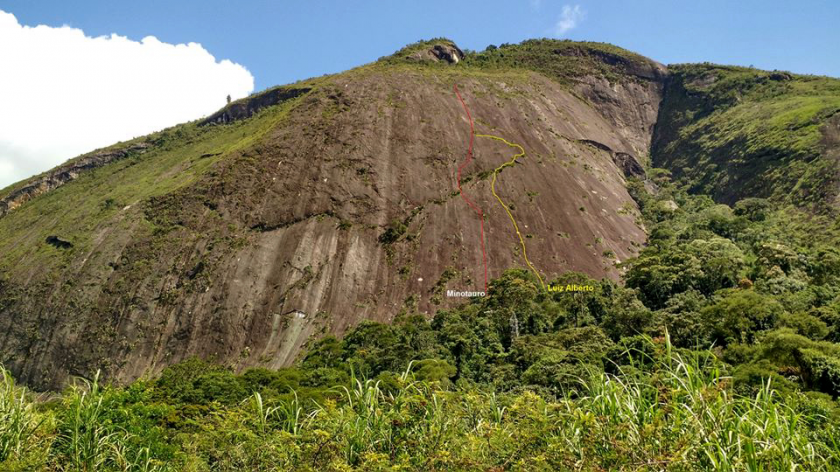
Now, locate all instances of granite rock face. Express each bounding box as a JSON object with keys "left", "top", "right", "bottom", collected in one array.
[{"left": 0, "top": 41, "right": 665, "bottom": 389}]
